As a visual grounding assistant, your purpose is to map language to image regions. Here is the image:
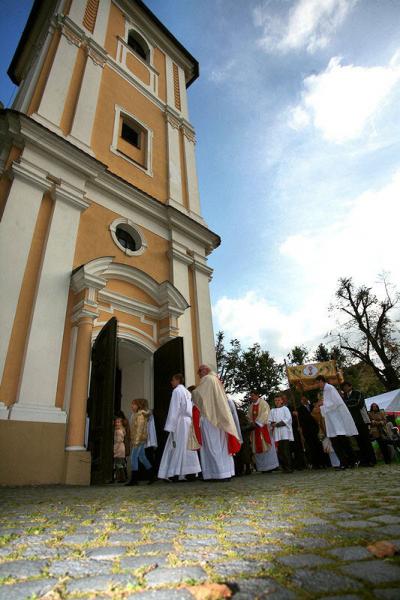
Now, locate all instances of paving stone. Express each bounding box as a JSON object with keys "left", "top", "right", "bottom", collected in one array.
[
  {"left": 61, "top": 532, "right": 94, "bottom": 544},
  {"left": 370, "top": 515, "right": 400, "bottom": 524},
  {"left": 288, "top": 537, "right": 331, "bottom": 549},
  {"left": 181, "top": 537, "right": 219, "bottom": 548},
  {"left": 327, "top": 546, "right": 372, "bottom": 561},
  {"left": 277, "top": 553, "right": 333, "bottom": 568},
  {"left": 373, "top": 589, "right": 400, "bottom": 599},
  {"left": 0, "top": 578, "right": 57, "bottom": 600},
  {"left": 66, "top": 574, "right": 137, "bottom": 593},
  {"left": 48, "top": 558, "right": 113, "bottom": 576},
  {"left": 145, "top": 566, "right": 207, "bottom": 586},
  {"left": 234, "top": 577, "right": 296, "bottom": 599},
  {"left": 224, "top": 525, "right": 257, "bottom": 534},
  {"left": 302, "top": 523, "right": 338, "bottom": 534},
  {"left": 86, "top": 545, "right": 128, "bottom": 559},
  {"left": 292, "top": 569, "right": 363, "bottom": 593},
  {"left": 137, "top": 542, "right": 175, "bottom": 553},
  {"left": 107, "top": 532, "right": 142, "bottom": 544},
  {"left": 297, "top": 516, "right": 329, "bottom": 525},
  {"left": 127, "top": 590, "right": 195, "bottom": 599},
  {"left": 338, "top": 520, "right": 379, "bottom": 529},
  {"left": 236, "top": 543, "right": 281, "bottom": 555},
  {"left": 120, "top": 555, "right": 167, "bottom": 570},
  {"left": 340, "top": 560, "right": 400, "bottom": 584},
  {"left": 21, "top": 545, "right": 61, "bottom": 558},
  {"left": 322, "top": 596, "right": 363, "bottom": 600},
  {"left": 0, "top": 559, "right": 47, "bottom": 578},
  {"left": 212, "top": 559, "right": 273, "bottom": 577},
  {"left": 376, "top": 525, "right": 400, "bottom": 537}
]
